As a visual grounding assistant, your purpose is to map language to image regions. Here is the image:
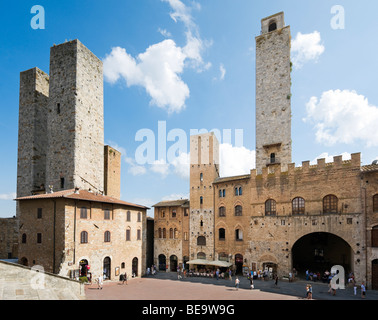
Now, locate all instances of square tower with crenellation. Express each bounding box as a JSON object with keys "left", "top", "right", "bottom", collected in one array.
[{"left": 255, "top": 12, "right": 292, "bottom": 174}]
